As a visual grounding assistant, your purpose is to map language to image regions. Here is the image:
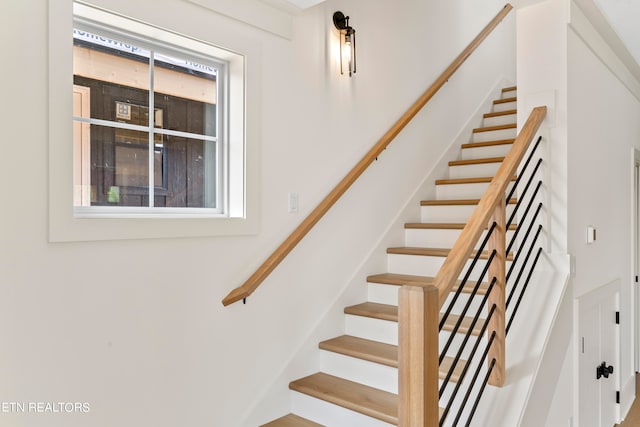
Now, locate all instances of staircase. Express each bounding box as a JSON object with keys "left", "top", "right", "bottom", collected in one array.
[{"left": 263, "top": 87, "right": 519, "bottom": 427}]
